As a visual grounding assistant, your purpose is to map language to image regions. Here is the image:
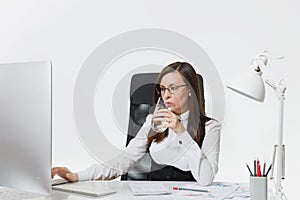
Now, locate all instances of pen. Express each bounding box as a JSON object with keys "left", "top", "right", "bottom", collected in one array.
[
  {"left": 257, "top": 159, "right": 261, "bottom": 177},
  {"left": 265, "top": 164, "right": 272, "bottom": 177},
  {"left": 172, "top": 187, "right": 209, "bottom": 193},
  {"left": 254, "top": 159, "right": 256, "bottom": 176},
  {"left": 246, "top": 163, "right": 253, "bottom": 176},
  {"left": 263, "top": 161, "right": 266, "bottom": 176}
]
